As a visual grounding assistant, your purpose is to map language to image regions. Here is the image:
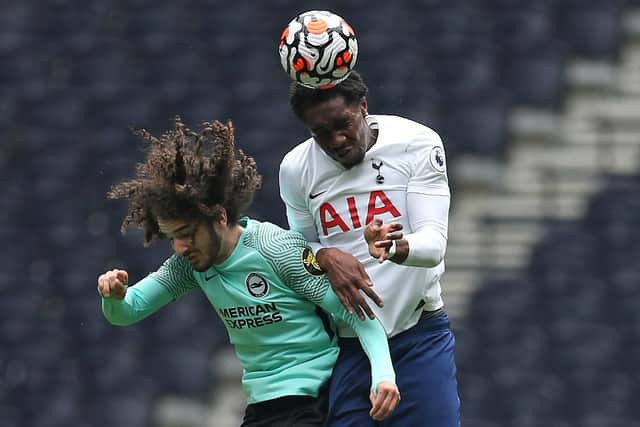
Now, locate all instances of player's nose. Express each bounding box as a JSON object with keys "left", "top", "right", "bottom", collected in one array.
[
  {"left": 172, "top": 238, "right": 191, "bottom": 256},
  {"left": 330, "top": 132, "right": 348, "bottom": 148}
]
